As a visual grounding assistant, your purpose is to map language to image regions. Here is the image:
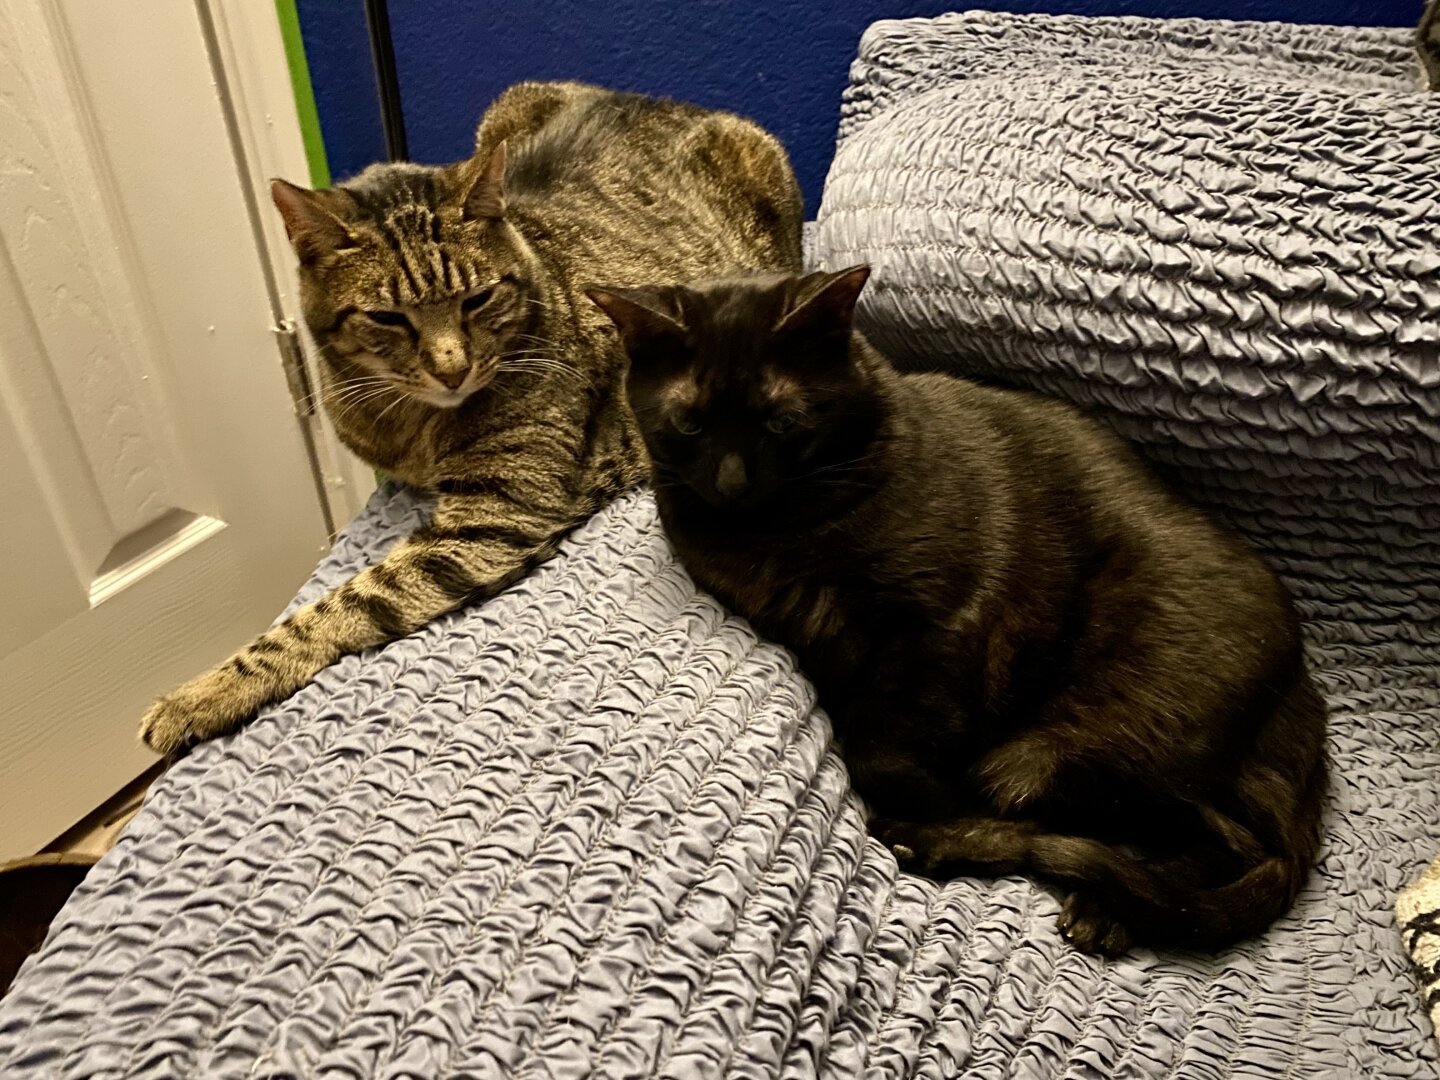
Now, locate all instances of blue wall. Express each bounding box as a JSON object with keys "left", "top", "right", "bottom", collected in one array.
[{"left": 298, "top": 0, "right": 1422, "bottom": 215}]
